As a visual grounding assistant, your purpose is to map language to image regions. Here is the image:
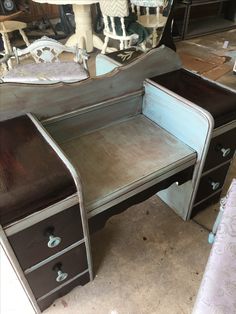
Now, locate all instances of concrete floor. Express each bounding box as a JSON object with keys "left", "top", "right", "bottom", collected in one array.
[{"left": 0, "top": 30, "right": 235, "bottom": 314}]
